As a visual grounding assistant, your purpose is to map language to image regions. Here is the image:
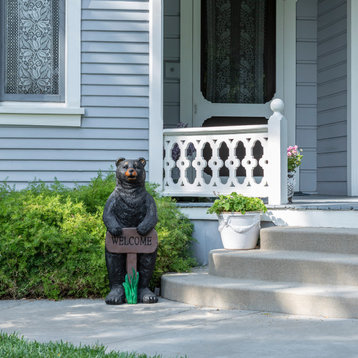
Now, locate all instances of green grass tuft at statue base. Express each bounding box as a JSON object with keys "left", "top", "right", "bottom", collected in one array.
[{"left": 123, "top": 269, "right": 139, "bottom": 304}]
